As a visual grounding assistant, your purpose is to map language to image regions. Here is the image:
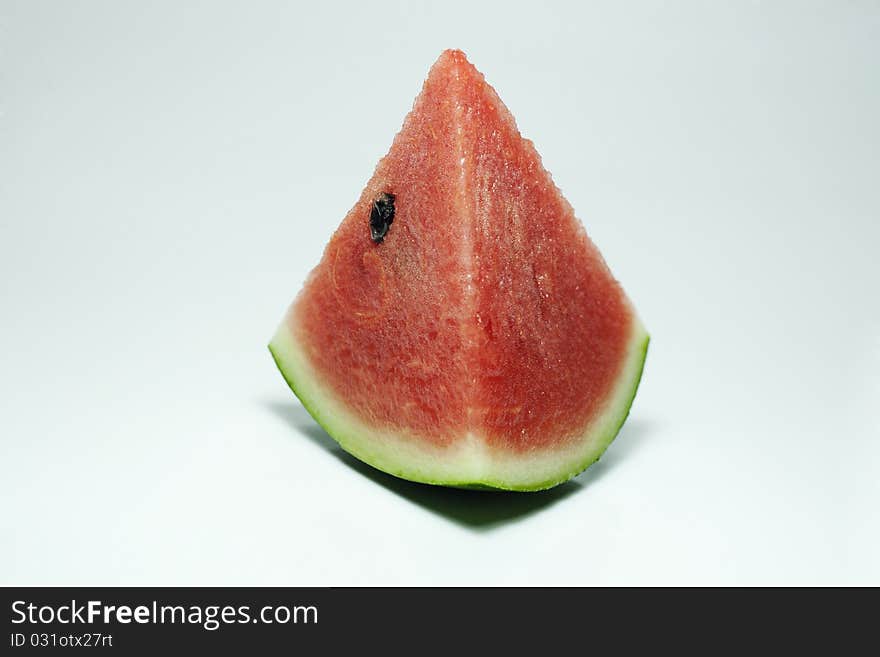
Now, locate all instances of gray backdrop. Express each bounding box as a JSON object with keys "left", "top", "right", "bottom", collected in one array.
[{"left": 2, "top": 0, "right": 878, "bottom": 585}]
